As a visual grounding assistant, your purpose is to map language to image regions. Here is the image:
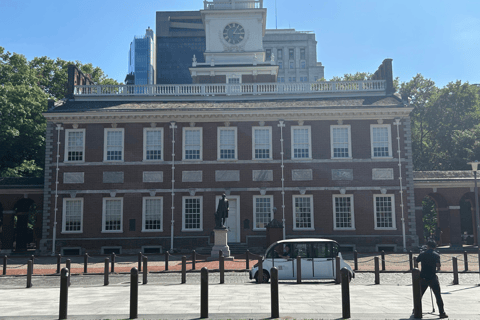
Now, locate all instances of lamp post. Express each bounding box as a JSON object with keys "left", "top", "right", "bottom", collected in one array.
[{"left": 468, "top": 161, "right": 480, "bottom": 247}]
